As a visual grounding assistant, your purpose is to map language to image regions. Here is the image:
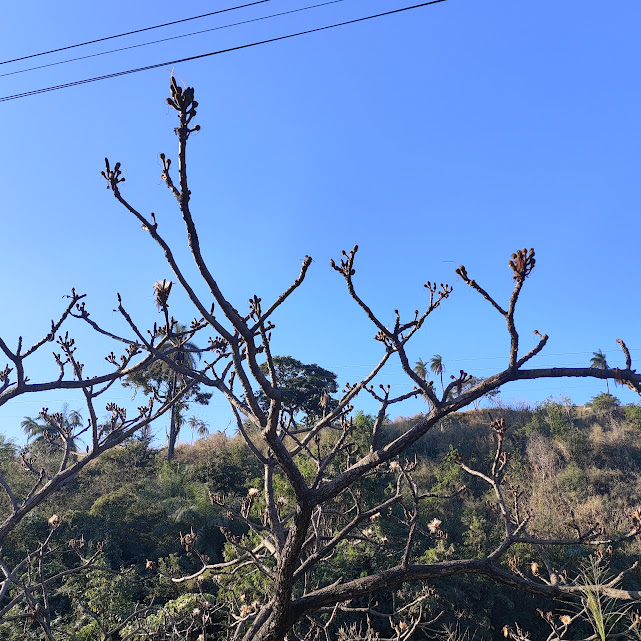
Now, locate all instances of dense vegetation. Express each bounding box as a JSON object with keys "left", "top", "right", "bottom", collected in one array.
[{"left": 2, "top": 395, "right": 641, "bottom": 640}]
